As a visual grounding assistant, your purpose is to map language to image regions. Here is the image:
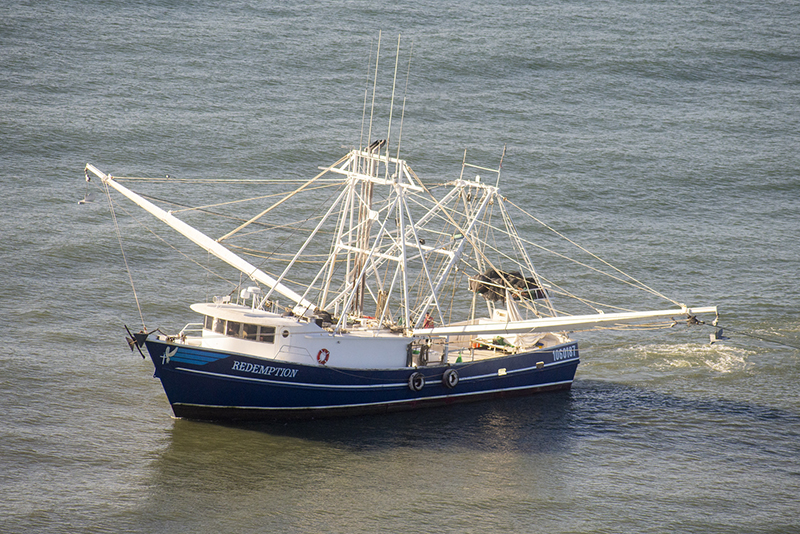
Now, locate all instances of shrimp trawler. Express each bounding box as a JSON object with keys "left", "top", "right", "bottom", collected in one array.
[{"left": 86, "top": 41, "right": 717, "bottom": 422}]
